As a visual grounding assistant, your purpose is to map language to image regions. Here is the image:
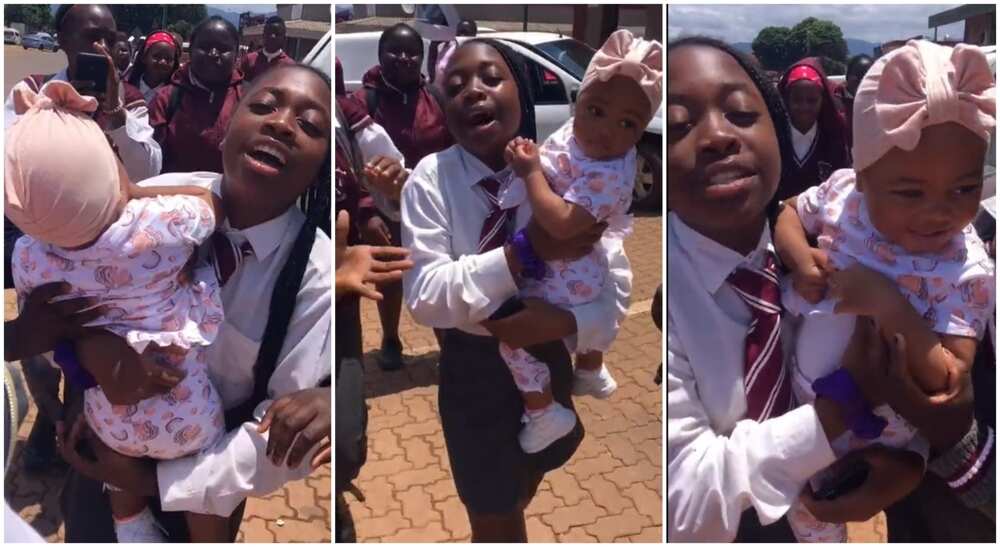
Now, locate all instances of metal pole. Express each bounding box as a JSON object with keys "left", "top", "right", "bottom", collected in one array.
[
  {"left": 523, "top": 5, "right": 528, "bottom": 32},
  {"left": 162, "top": 6, "right": 167, "bottom": 29}
]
